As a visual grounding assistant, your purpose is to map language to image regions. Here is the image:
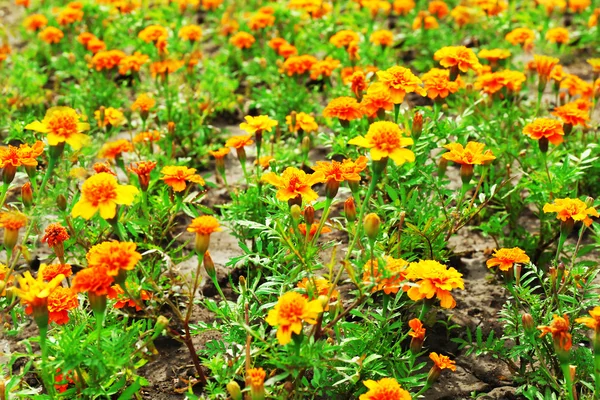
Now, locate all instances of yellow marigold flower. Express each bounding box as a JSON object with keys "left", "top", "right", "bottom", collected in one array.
[
  {"left": 360, "top": 82, "right": 394, "bottom": 117},
  {"left": 39, "top": 263, "right": 72, "bottom": 281},
  {"left": 543, "top": 198, "right": 598, "bottom": 227},
  {"left": 505, "top": 27, "right": 535, "bottom": 49},
  {"left": 323, "top": 96, "right": 363, "bottom": 121},
  {"left": 210, "top": 148, "right": 231, "bottom": 159},
  {"left": 587, "top": 58, "right": 600, "bottom": 73},
  {"left": 133, "top": 130, "right": 161, "bottom": 143},
  {"left": 576, "top": 307, "right": 600, "bottom": 332},
  {"left": 72, "top": 172, "right": 139, "bottom": 220},
  {"left": 23, "top": 14, "right": 48, "bottom": 31},
  {"left": 478, "top": 48, "right": 511, "bottom": 64},
  {"left": 297, "top": 277, "right": 338, "bottom": 305},
  {"left": 139, "top": 25, "right": 168, "bottom": 43},
  {"left": 118, "top": 52, "right": 149, "bottom": 75},
  {"left": 98, "top": 139, "right": 133, "bottom": 159},
  {"left": 538, "top": 314, "right": 572, "bottom": 351},
  {"left": 261, "top": 167, "right": 324, "bottom": 202},
  {"left": 39, "top": 27, "right": 64, "bottom": 44},
  {"left": 377, "top": 66, "right": 426, "bottom": 104},
  {"left": 349, "top": 121, "right": 415, "bottom": 165},
  {"left": 359, "top": 378, "right": 411, "bottom": 400},
  {"left": 224, "top": 134, "right": 253, "bottom": 149},
  {"left": 12, "top": 271, "right": 65, "bottom": 313},
  {"left": 362, "top": 256, "right": 409, "bottom": 294},
  {"left": 393, "top": 0, "right": 415, "bottom": 14},
  {"left": 538, "top": 0, "right": 566, "bottom": 14},
  {"left": 369, "top": 30, "right": 394, "bottom": 46},
  {"left": 265, "top": 291, "right": 323, "bottom": 345},
  {"left": 240, "top": 115, "right": 278, "bottom": 134},
  {"left": 160, "top": 166, "right": 205, "bottom": 192},
  {"left": 230, "top": 32, "right": 255, "bottom": 49},
  {"left": 552, "top": 102, "right": 589, "bottom": 127},
  {"left": 422, "top": 68, "right": 460, "bottom": 99},
  {"left": 534, "top": 55, "right": 559, "bottom": 78},
  {"left": 57, "top": 6, "right": 83, "bottom": 25},
  {"left": 255, "top": 155, "right": 275, "bottom": 169},
  {"left": 546, "top": 27, "right": 569, "bottom": 44},
  {"left": 475, "top": 0, "right": 506, "bottom": 15},
  {"left": 523, "top": 118, "right": 564, "bottom": 145},
  {"left": 178, "top": 25, "right": 202, "bottom": 41},
  {"left": 433, "top": 46, "right": 481, "bottom": 73},
  {"left": 131, "top": 94, "right": 156, "bottom": 112},
  {"left": 442, "top": 141, "right": 495, "bottom": 165},
  {"left": 25, "top": 107, "right": 90, "bottom": 150},
  {"left": 330, "top": 30, "right": 359, "bottom": 48},
  {"left": 95, "top": 107, "right": 125, "bottom": 128},
  {"left": 286, "top": 112, "right": 318, "bottom": 133},
  {"left": 405, "top": 260, "right": 464, "bottom": 308},
  {"left": 486, "top": 247, "right": 530, "bottom": 271},
  {"left": 86, "top": 241, "right": 142, "bottom": 277}
]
